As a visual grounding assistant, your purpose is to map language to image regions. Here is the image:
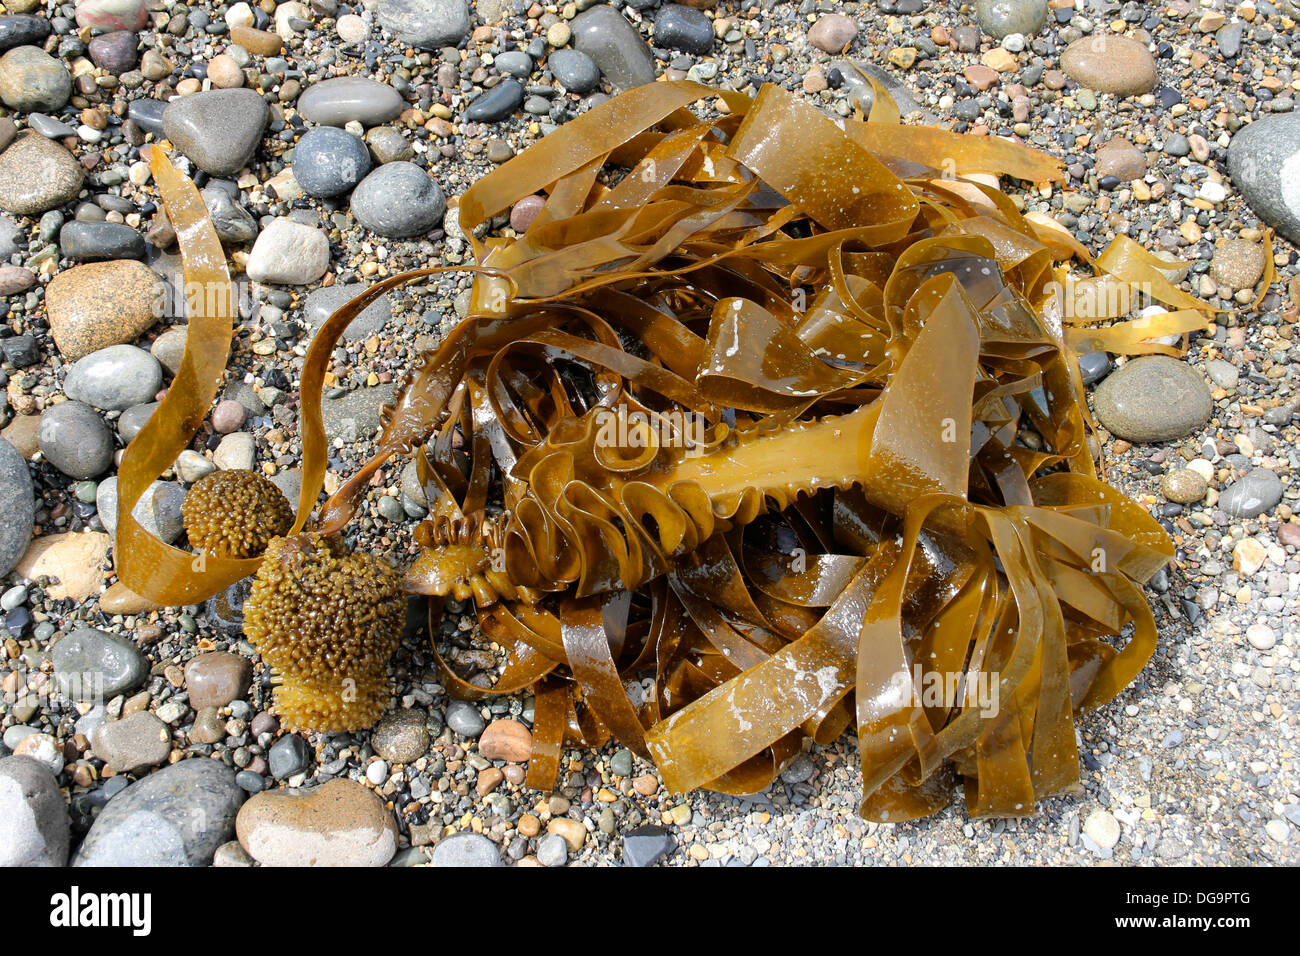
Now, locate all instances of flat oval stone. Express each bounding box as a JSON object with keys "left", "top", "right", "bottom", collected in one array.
[
  {"left": 376, "top": 0, "right": 470, "bottom": 50},
  {"left": 350, "top": 161, "right": 445, "bottom": 238},
  {"left": 1061, "top": 35, "right": 1156, "bottom": 96},
  {"left": 45, "top": 259, "right": 161, "bottom": 360},
  {"left": 1093, "top": 356, "right": 1211, "bottom": 443},
  {"left": 87, "top": 29, "right": 138, "bottom": 75},
  {"left": 1228, "top": 113, "right": 1300, "bottom": 245},
  {"left": 59, "top": 221, "right": 145, "bottom": 261},
  {"left": 246, "top": 218, "right": 329, "bottom": 284},
  {"left": 72, "top": 759, "right": 245, "bottom": 867},
  {"left": 478, "top": 718, "right": 533, "bottom": 762},
  {"left": 162, "top": 88, "right": 269, "bottom": 176},
  {"left": 0, "top": 437, "right": 34, "bottom": 577},
  {"left": 0, "top": 16, "right": 51, "bottom": 54},
  {"left": 976, "top": 0, "right": 1047, "bottom": 39},
  {"left": 52, "top": 627, "right": 147, "bottom": 699},
  {"left": 0, "top": 131, "right": 84, "bottom": 216},
  {"left": 1218, "top": 467, "right": 1284, "bottom": 519},
  {"left": 297, "top": 76, "right": 403, "bottom": 127},
  {"left": 235, "top": 778, "right": 398, "bottom": 866},
  {"left": 573, "top": 5, "right": 655, "bottom": 90},
  {"left": 291, "top": 125, "right": 372, "bottom": 198},
  {"left": 36, "top": 402, "right": 115, "bottom": 479},
  {"left": 89, "top": 711, "right": 171, "bottom": 773},
  {"left": 429, "top": 831, "right": 503, "bottom": 867},
  {"left": 75, "top": 0, "right": 150, "bottom": 34},
  {"left": 185, "top": 652, "right": 252, "bottom": 709},
  {"left": 654, "top": 4, "right": 713, "bottom": 55},
  {"left": 64, "top": 345, "right": 163, "bottom": 411},
  {"left": 548, "top": 48, "right": 600, "bottom": 93},
  {"left": 0, "top": 46, "right": 71, "bottom": 113},
  {"left": 464, "top": 78, "right": 523, "bottom": 122}
]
